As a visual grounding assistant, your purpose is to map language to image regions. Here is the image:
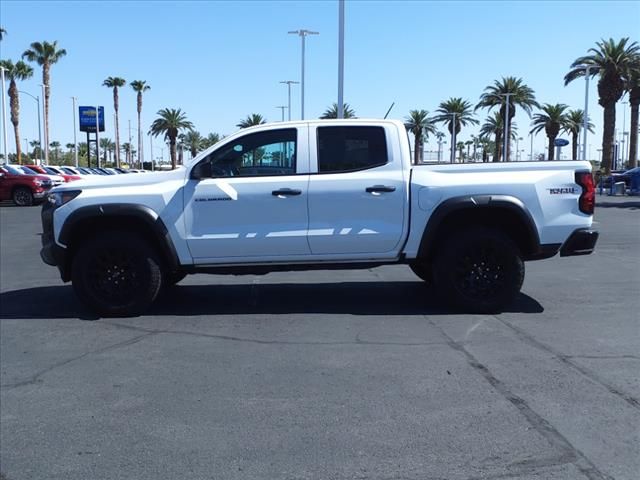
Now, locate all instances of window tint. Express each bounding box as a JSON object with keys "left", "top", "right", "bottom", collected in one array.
[
  {"left": 317, "top": 126, "right": 388, "bottom": 173},
  {"left": 205, "top": 128, "right": 297, "bottom": 177}
]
